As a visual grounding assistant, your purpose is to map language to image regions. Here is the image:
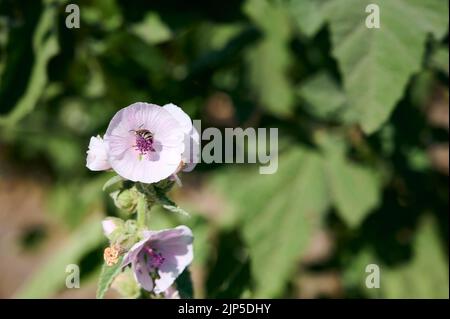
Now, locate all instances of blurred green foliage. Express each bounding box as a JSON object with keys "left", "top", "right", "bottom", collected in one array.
[{"left": 0, "top": 0, "right": 448, "bottom": 298}]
